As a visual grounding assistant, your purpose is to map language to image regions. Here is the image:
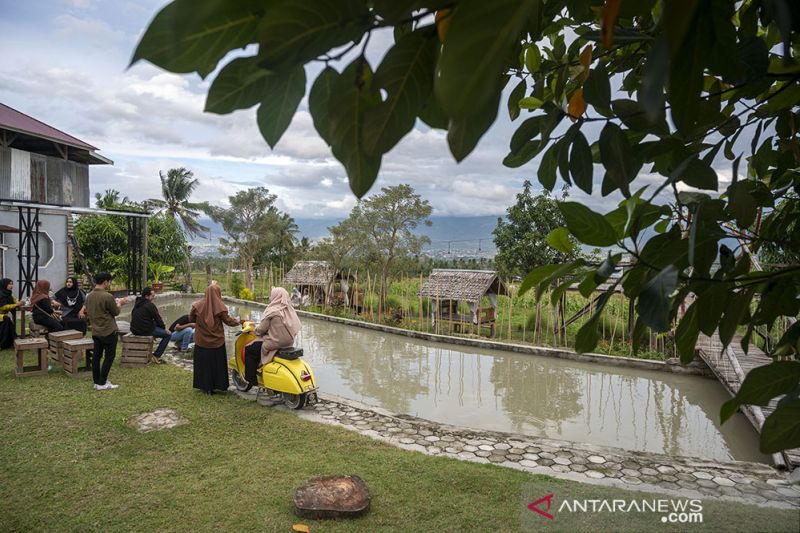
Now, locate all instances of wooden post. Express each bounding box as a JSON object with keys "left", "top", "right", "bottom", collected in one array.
[
  {"left": 205, "top": 263, "right": 212, "bottom": 288},
  {"left": 418, "top": 274, "right": 424, "bottom": 332},
  {"left": 508, "top": 290, "right": 513, "bottom": 341},
  {"left": 141, "top": 217, "right": 149, "bottom": 292}
]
